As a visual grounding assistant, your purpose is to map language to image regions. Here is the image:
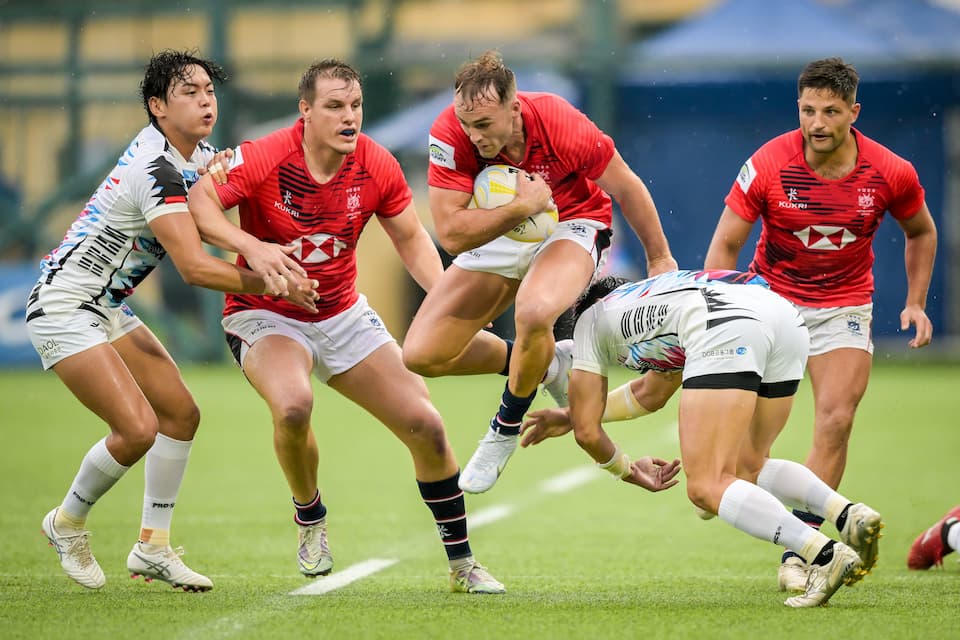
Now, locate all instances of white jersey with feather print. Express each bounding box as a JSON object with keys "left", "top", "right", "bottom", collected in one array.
[{"left": 36, "top": 123, "right": 215, "bottom": 308}]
